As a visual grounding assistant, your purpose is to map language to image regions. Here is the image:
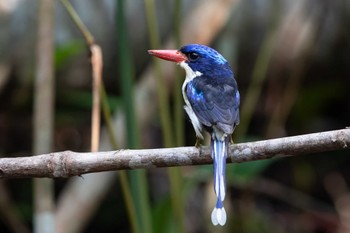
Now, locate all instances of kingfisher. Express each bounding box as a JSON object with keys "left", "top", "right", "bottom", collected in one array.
[{"left": 148, "top": 44, "right": 240, "bottom": 226}]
